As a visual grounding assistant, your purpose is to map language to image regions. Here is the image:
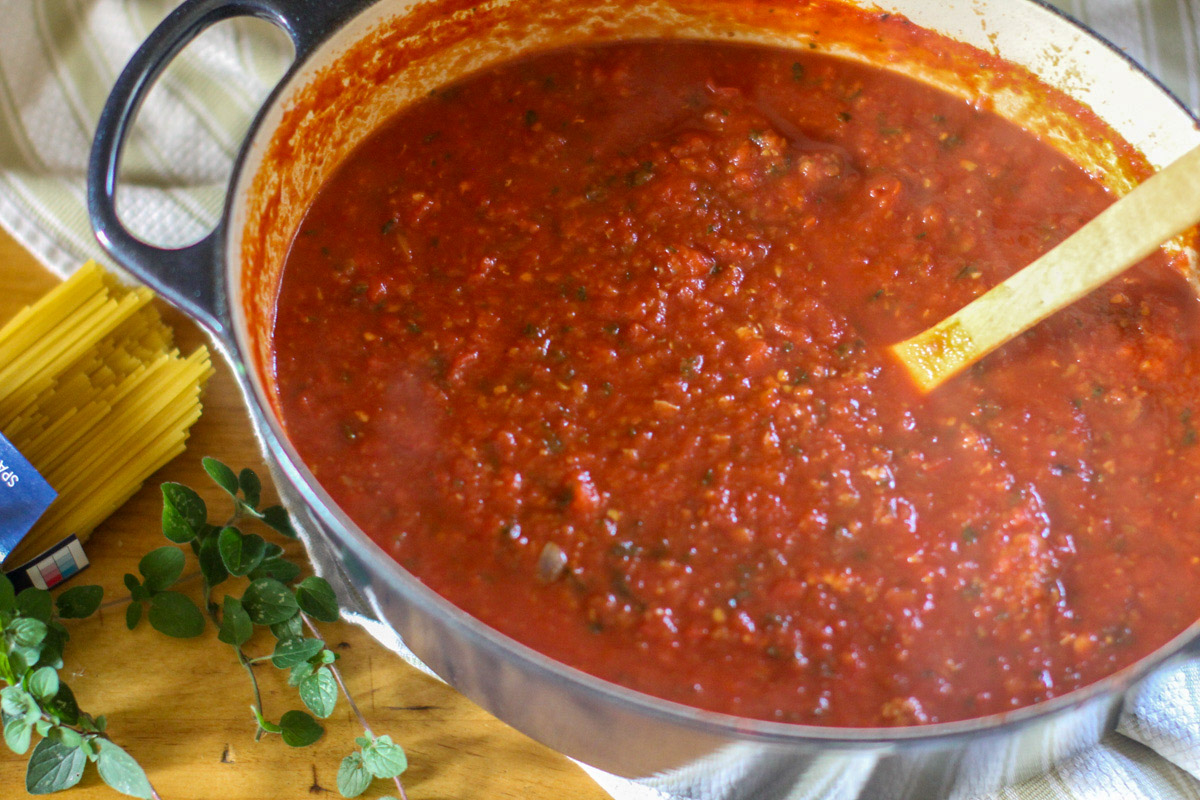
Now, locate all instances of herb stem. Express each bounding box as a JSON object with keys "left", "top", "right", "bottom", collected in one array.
[
  {"left": 202, "top": 591, "right": 268, "bottom": 741},
  {"left": 239, "top": 648, "right": 269, "bottom": 742},
  {"left": 300, "top": 615, "right": 370, "bottom": 733},
  {"left": 96, "top": 570, "right": 204, "bottom": 612},
  {"left": 300, "top": 614, "right": 410, "bottom": 800}
]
